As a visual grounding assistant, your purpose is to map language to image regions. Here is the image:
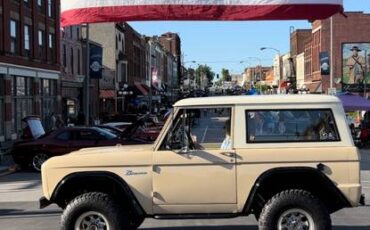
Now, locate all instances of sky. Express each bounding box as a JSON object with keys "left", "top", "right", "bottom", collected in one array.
[{"left": 130, "top": 0, "right": 370, "bottom": 75}]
